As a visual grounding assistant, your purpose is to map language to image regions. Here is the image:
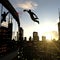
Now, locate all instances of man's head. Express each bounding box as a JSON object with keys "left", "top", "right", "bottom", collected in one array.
[{"left": 29, "top": 9, "right": 31, "bottom": 12}]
